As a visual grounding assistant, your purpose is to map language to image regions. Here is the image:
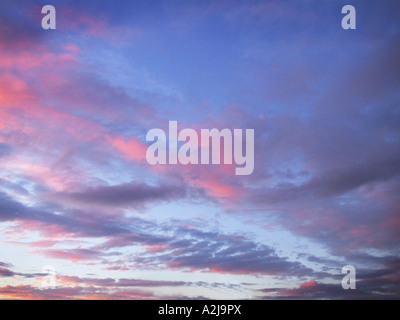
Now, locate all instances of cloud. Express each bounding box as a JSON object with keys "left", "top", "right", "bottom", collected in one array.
[
  {"left": 42, "top": 248, "right": 109, "bottom": 262},
  {"left": 252, "top": 155, "right": 400, "bottom": 204},
  {"left": 53, "top": 181, "right": 187, "bottom": 208},
  {"left": 259, "top": 255, "right": 400, "bottom": 299},
  {"left": 0, "top": 190, "right": 314, "bottom": 277},
  {"left": 0, "top": 264, "right": 241, "bottom": 299},
  {"left": 0, "top": 267, "right": 16, "bottom": 277},
  {"left": 0, "top": 262, "right": 13, "bottom": 268},
  {"left": 0, "top": 285, "right": 155, "bottom": 300},
  {"left": 135, "top": 225, "right": 313, "bottom": 276},
  {"left": 0, "top": 265, "right": 42, "bottom": 279},
  {"left": 0, "top": 190, "right": 138, "bottom": 238}
]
